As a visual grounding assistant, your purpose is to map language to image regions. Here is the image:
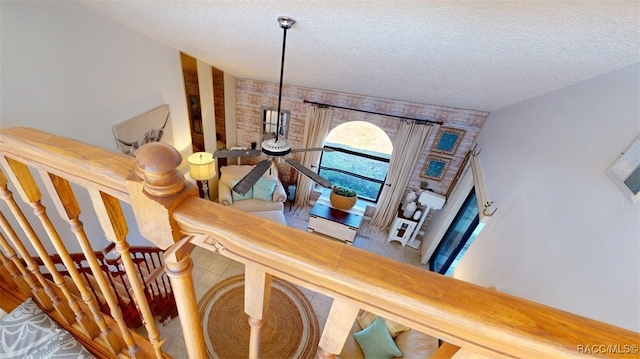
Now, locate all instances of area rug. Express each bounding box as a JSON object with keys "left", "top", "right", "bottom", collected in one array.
[{"left": 198, "top": 274, "right": 320, "bottom": 359}]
